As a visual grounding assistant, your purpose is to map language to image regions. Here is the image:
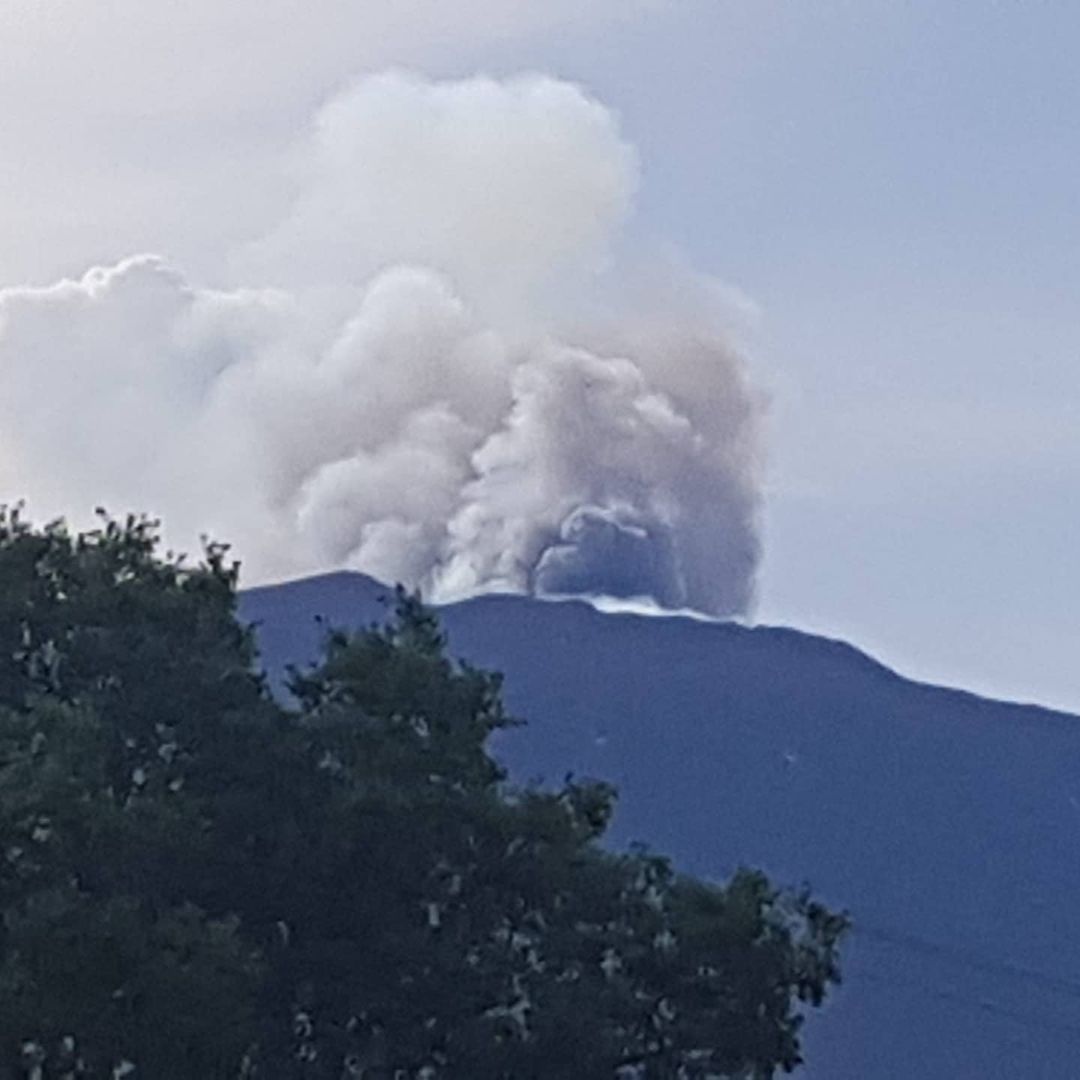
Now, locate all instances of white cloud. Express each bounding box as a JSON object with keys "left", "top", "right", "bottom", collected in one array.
[
  {"left": 0, "top": 1, "right": 662, "bottom": 286},
  {"left": 237, "top": 71, "right": 639, "bottom": 312}
]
